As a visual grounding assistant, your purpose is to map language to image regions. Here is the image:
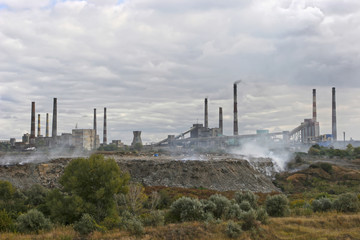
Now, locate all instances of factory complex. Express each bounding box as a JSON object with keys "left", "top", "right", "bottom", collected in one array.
[{"left": 0, "top": 85, "right": 354, "bottom": 152}]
